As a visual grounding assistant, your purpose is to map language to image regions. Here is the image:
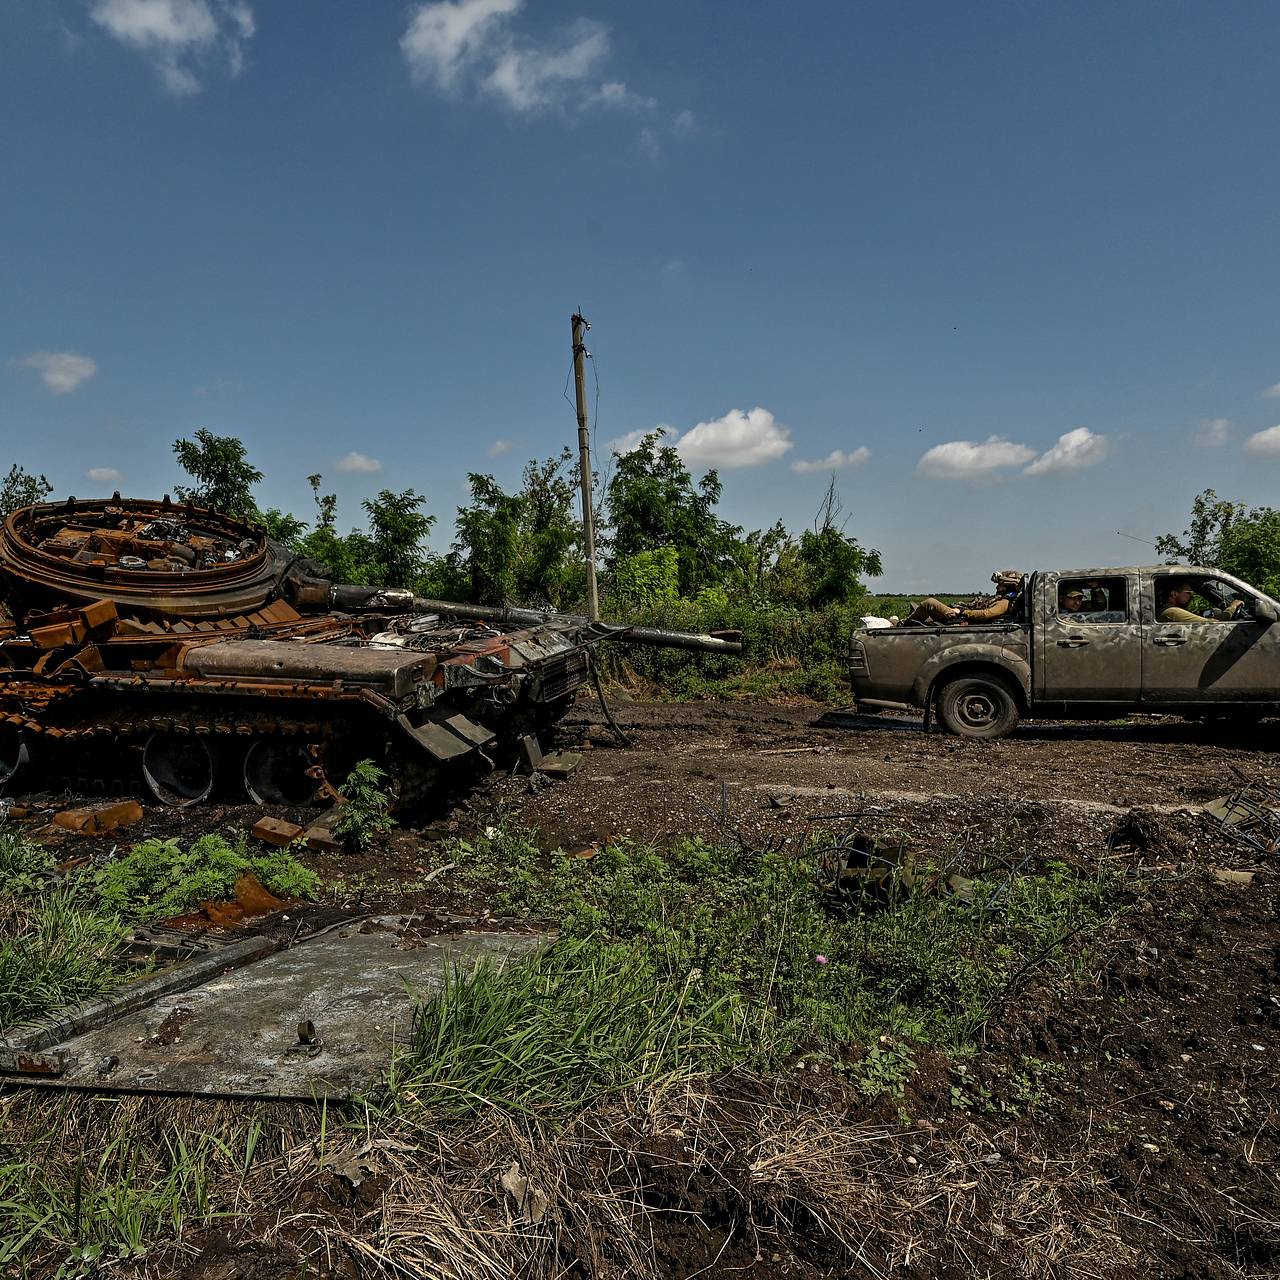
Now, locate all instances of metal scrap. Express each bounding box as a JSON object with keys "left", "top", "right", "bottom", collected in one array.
[{"left": 1202, "top": 780, "right": 1280, "bottom": 855}]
